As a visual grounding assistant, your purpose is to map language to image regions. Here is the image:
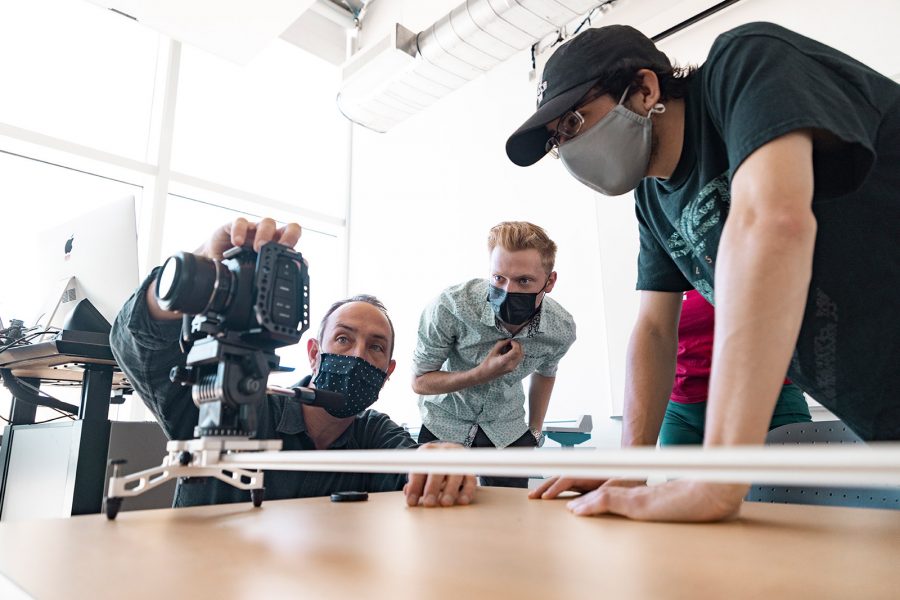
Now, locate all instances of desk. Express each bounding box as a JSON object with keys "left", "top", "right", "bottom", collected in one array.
[
  {"left": 0, "top": 488, "right": 898, "bottom": 599},
  {"left": 0, "top": 330, "right": 129, "bottom": 425},
  {"left": 0, "top": 331, "right": 150, "bottom": 521}
]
